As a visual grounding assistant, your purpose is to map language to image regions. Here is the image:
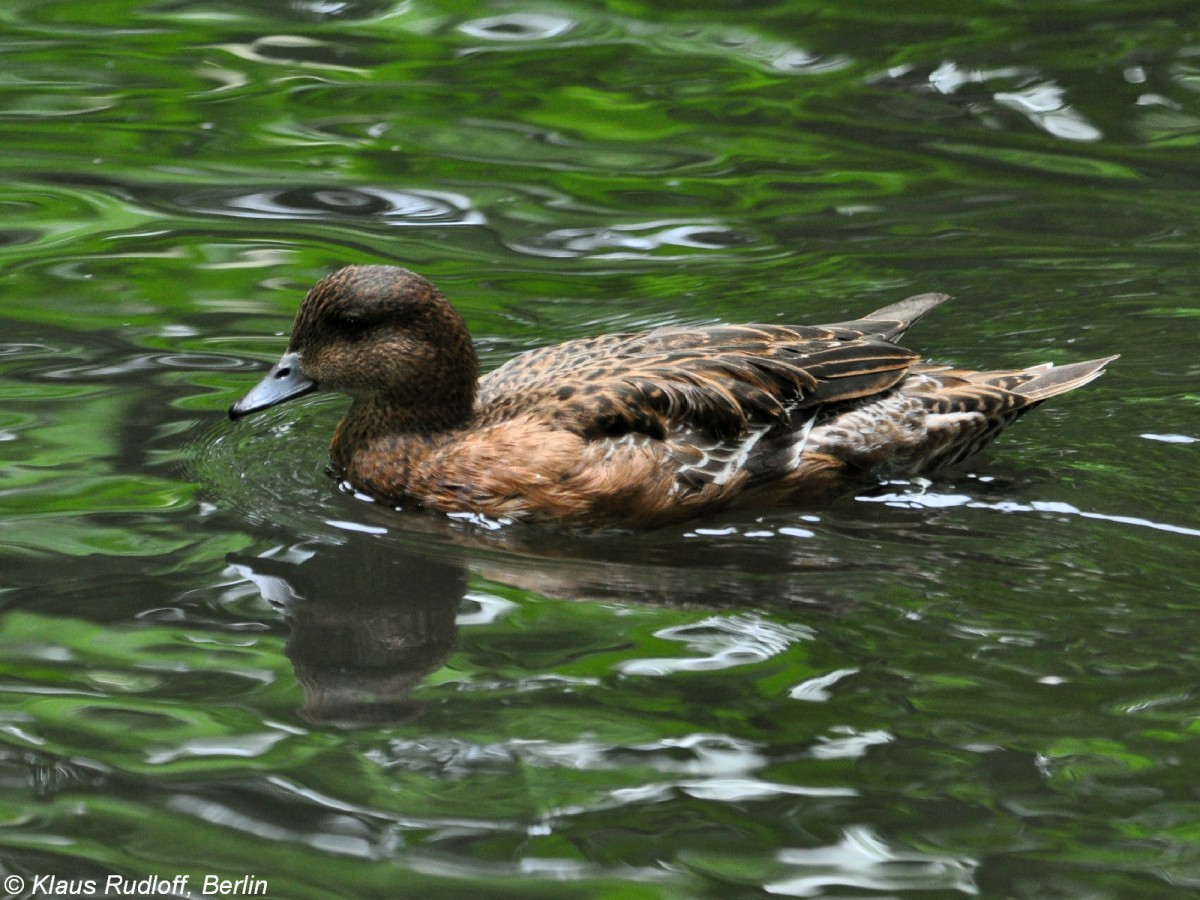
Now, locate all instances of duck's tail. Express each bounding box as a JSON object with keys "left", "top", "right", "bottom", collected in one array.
[
  {"left": 1004, "top": 355, "right": 1120, "bottom": 402},
  {"left": 803, "top": 353, "right": 1118, "bottom": 479},
  {"left": 928, "top": 354, "right": 1119, "bottom": 405}
]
